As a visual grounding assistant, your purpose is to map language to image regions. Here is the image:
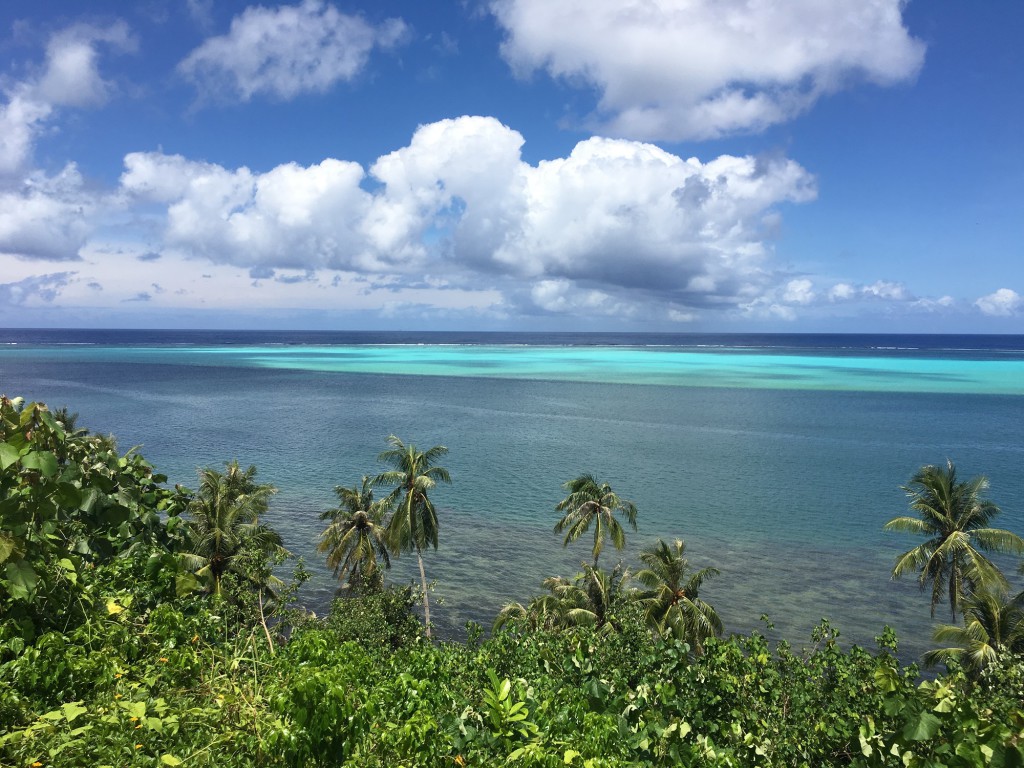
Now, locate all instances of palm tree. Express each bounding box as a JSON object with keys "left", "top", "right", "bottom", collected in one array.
[
  {"left": 884, "top": 460, "right": 1024, "bottom": 619},
  {"left": 924, "top": 583, "right": 1024, "bottom": 675},
  {"left": 493, "top": 593, "right": 565, "bottom": 633},
  {"left": 635, "top": 538, "right": 722, "bottom": 653},
  {"left": 319, "top": 476, "right": 392, "bottom": 593},
  {"left": 375, "top": 435, "right": 451, "bottom": 638},
  {"left": 180, "top": 462, "right": 286, "bottom": 598},
  {"left": 495, "top": 564, "right": 634, "bottom": 634},
  {"left": 52, "top": 406, "right": 87, "bottom": 436},
  {"left": 555, "top": 474, "right": 638, "bottom": 567},
  {"left": 543, "top": 563, "right": 634, "bottom": 632}
]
